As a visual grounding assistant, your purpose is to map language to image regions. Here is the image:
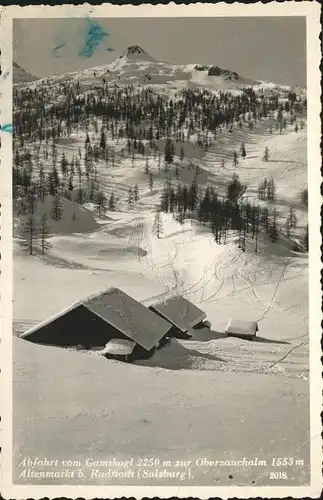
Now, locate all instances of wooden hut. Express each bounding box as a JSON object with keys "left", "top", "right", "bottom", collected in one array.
[
  {"left": 20, "top": 288, "right": 172, "bottom": 360},
  {"left": 149, "top": 295, "right": 207, "bottom": 339}
]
